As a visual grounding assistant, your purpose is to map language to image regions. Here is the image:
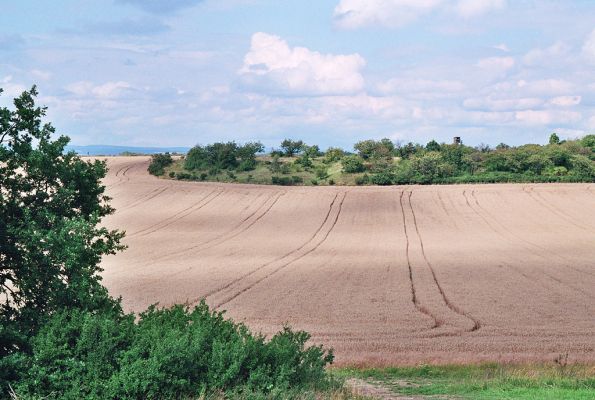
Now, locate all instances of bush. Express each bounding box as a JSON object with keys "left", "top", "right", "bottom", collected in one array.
[
  {"left": 148, "top": 153, "right": 173, "bottom": 176},
  {"left": 291, "top": 175, "right": 304, "bottom": 184},
  {"left": 341, "top": 155, "right": 365, "bottom": 173},
  {"left": 315, "top": 165, "right": 329, "bottom": 180},
  {"left": 295, "top": 154, "right": 313, "bottom": 168},
  {"left": 176, "top": 172, "right": 193, "bottom": 180},
  {"left": 370, "top": 171, "right": 395, "bottom": 185},
  {"left": 13, "top": 303, "right": 334, "bottom": 399},
  {"left": 323, "top": 147, "right": 345, "bottom": 163},
  {"left": 354, "top": 174, "right": 369, "bottom": 185},
  {"left": 185, "top": 142, "right": 263, "bottom": 171},
  {"left": 168, "top": 171, "right": 176, "bottom": 178},
  {"left": 271, "top": 176, "right": 294, "bottom": 186}
]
